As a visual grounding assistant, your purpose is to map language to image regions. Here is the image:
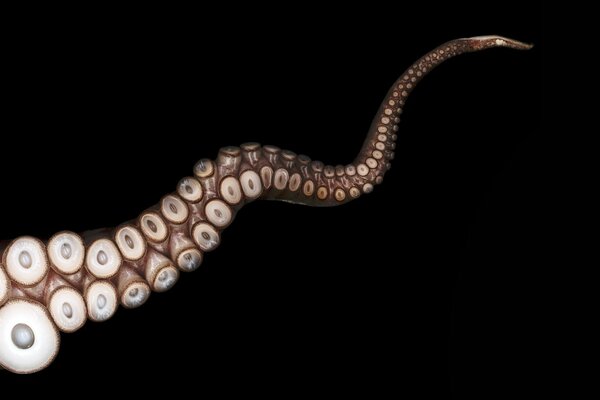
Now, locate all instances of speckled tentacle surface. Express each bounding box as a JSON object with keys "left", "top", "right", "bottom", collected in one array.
[{"left": 0, "top": 35, "right": 531, "bottom": 373}]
